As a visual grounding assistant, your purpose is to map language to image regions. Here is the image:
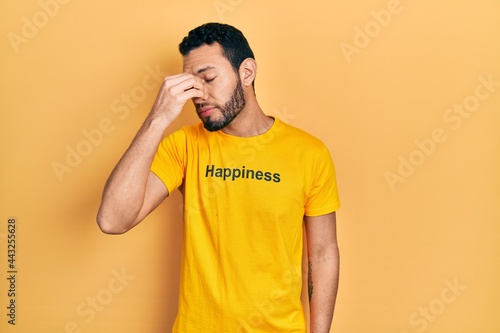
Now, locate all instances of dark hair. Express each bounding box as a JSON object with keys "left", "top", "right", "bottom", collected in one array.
[{"left": 179, "top": 23, "right": 255, "bottom": 74}]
